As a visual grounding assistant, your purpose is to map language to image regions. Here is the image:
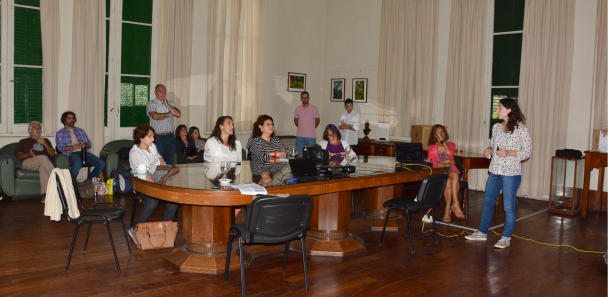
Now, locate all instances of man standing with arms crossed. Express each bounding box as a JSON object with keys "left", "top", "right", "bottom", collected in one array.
[
  {"left": 338, "top": 98, "right": 361, "bottom": 151},
  {"left": 147, "top": 84, "right": 181, "bottom": 165},
  {"left": 294, "top": 91, "right": 320, "bottom": 157}
]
